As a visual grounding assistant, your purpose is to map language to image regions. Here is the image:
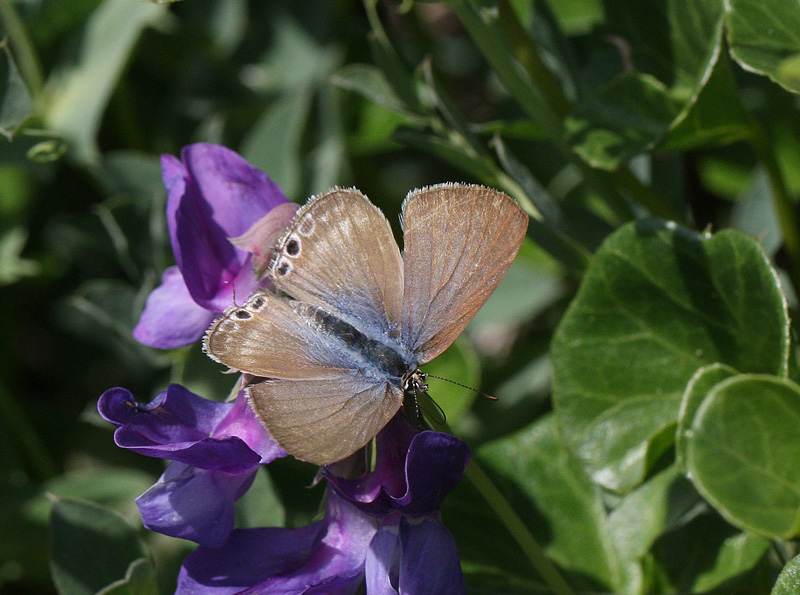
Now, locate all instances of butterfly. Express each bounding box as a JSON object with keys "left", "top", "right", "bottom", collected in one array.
[{"left": 204, "top": 184, "right": 528, "bottom": 465}]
